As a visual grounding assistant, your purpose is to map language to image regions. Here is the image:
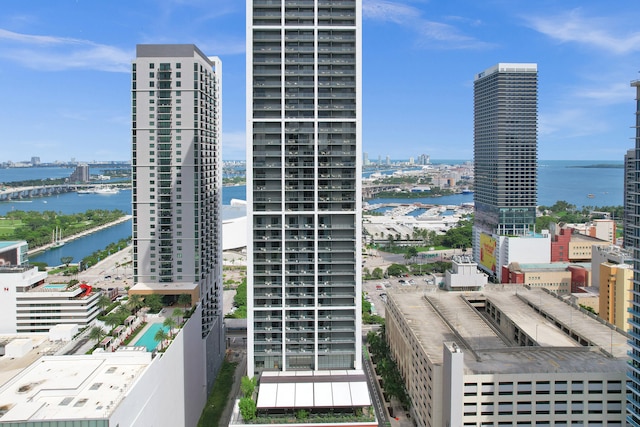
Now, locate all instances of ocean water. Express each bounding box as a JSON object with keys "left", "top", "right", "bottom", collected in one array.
[{"left": 367, "top": 160, "right": 623, "bottom": 208}]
